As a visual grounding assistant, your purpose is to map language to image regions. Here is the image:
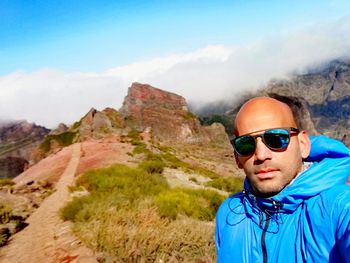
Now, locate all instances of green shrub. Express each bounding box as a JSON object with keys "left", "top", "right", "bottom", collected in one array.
[
  {"left": 205, "top": 177, "right": 243, "bottom": 194},
  {"left": 139, "top": 160, "right": 165, "bottom": 174},
  {"left": 0, "top": 179, "right": 15, "bottom": 187},
  {"left": 39, "top": 131, "right": 77, "bottom": 153},
  {"left": 155, "top": 188, "right": 225, "bottom": 221},
  {"left": 0, "top": 203, "right": 12, "bottom": 224},
  {"left": 189, "top": 177, "right": 198, "bottom": 183},
  {"left": 145, "top": 152, "right": 162, "bottom": 161},
  {"left": 127, "top": 130, "right": 141, "bottom": 141},
  {"left": 156, "top": 144, "right": 173, "bottom": 153},
  {"left": 62, "top": 164, "right": 224, "bottom": 261},
  {"left": 190, "top": 166, "right": 220, "bottom": 179},
  {"left": 71, "top": 120, "right": 82, "bottom": 130},
  {"left": 61, "top": 195, "right": 91, "bottom": 222},
  {"left": 161, "top": 152, "right": 189, "bottom": 169},
  {"left": 132, "top": 142, "right": 149, "bottom": 155},
  {"left": 159, "top": 151, "right": 221, "bottom": 181},
  {"left": 75, "top": 164, "right": 168, "bottom": 196}
]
